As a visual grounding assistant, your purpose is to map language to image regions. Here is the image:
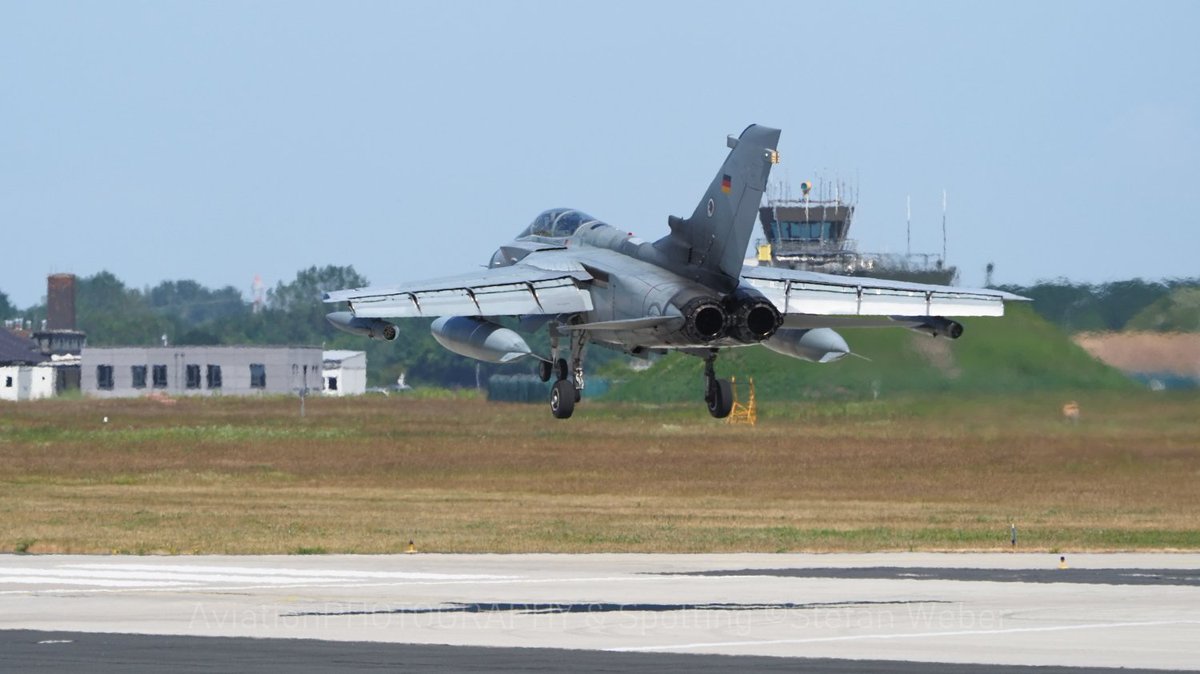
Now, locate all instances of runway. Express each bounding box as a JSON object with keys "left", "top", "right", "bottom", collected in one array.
[{"left": 2, "top": 553, "right": 1198, "bottom": 671}]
